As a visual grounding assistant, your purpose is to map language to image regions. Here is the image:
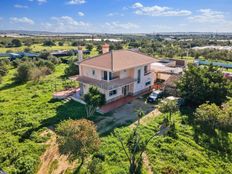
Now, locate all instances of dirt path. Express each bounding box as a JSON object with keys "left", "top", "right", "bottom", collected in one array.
[
  {"left": 143, "top": 153, "right": 153, "bottom": 174},
  {"left": 37, "top": 129, "right": 77, "bottom": 174},
  {"left": 130, "top": 109, "right": 160, "bottom": 129},
  {"left": 129, "top": 108, "right": 161, "bottom": 174}
]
